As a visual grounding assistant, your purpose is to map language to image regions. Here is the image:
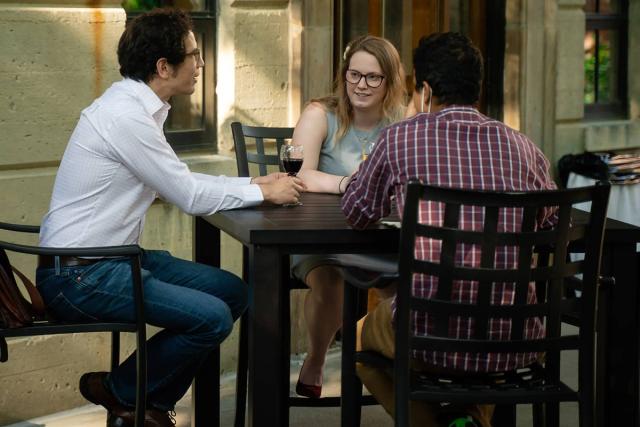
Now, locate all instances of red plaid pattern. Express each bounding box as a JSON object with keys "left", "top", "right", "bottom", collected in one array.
[{"left": 342, "top": 106, "right": 557, "bottom": 372}]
